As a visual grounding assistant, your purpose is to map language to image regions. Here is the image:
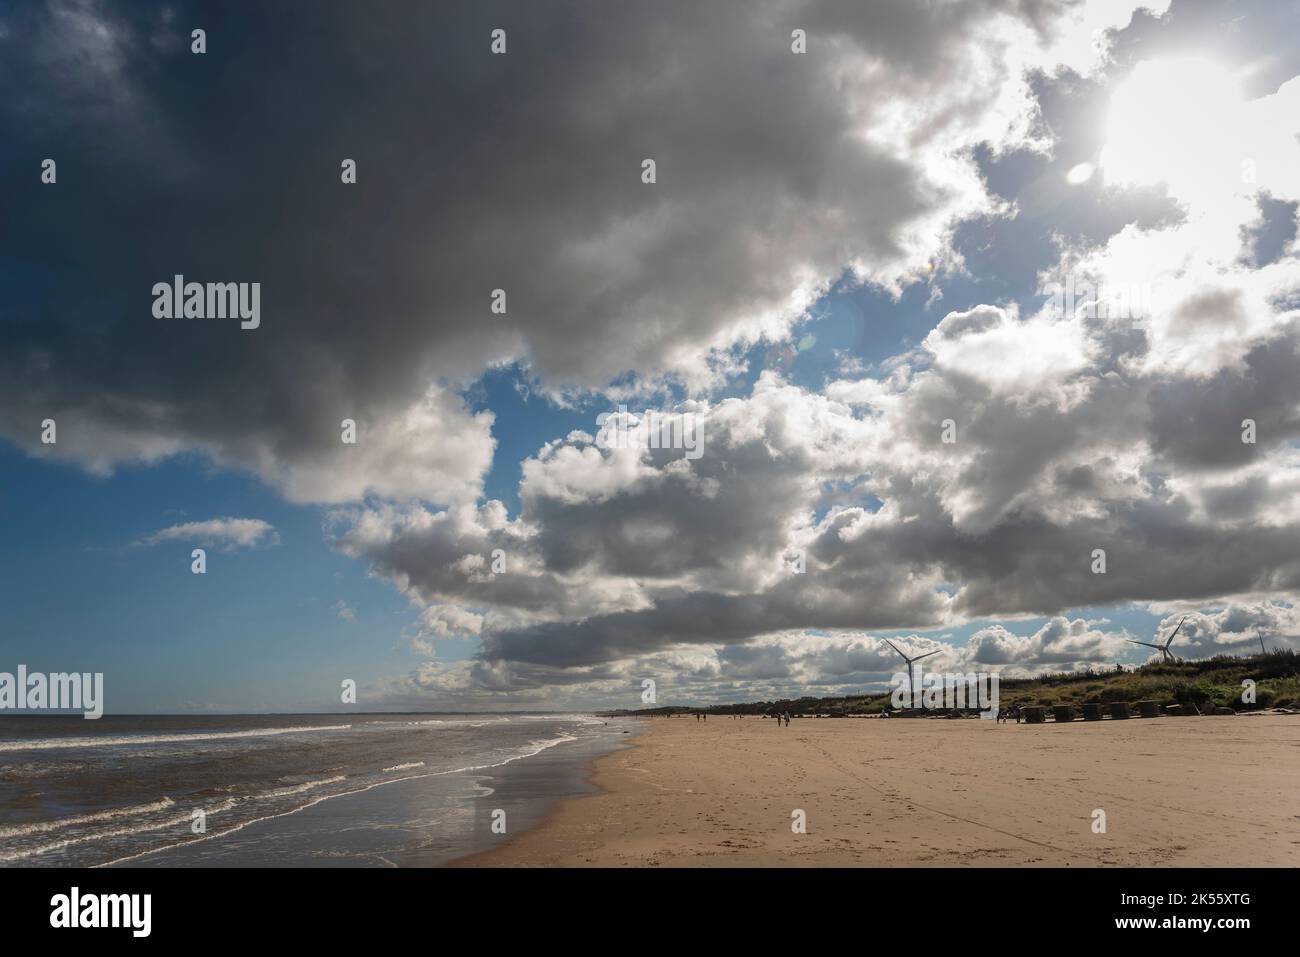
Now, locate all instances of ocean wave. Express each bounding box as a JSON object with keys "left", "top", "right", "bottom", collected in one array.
[
  {"left": 445, "top": 733, "right": 578, "bottom": 774},
  {"left": 0, "top": 798, "right": 237, "bottom": 864},
  {"left": 10, "top": 718, "right": 620, "bottom": 866},
  {"left": 0, "top": 797, "right": 176, "bottom": 840},
  {"left": 368, "top": 717, "right": 510, "bottom": 728},
  {"left": 96, "top": 732, "right": 588, "bottom": 867},
  {"left": 0, "top": 724, "right": 353, "bottom": 753},
  {"left": 0, "top": 774, "right": 351, "bottom": 864},
  {"left": 260, "top": 775, "right": 347, "bottom": 799}
]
